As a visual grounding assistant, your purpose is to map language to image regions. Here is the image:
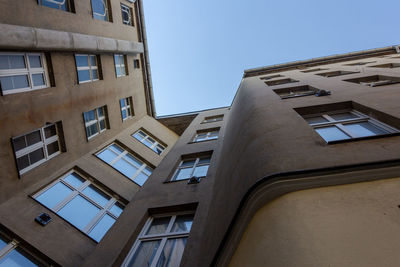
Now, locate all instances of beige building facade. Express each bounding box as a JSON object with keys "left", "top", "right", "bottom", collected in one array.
[{"left": 1, "top": 1, "right": 400, "bottom": 266}]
